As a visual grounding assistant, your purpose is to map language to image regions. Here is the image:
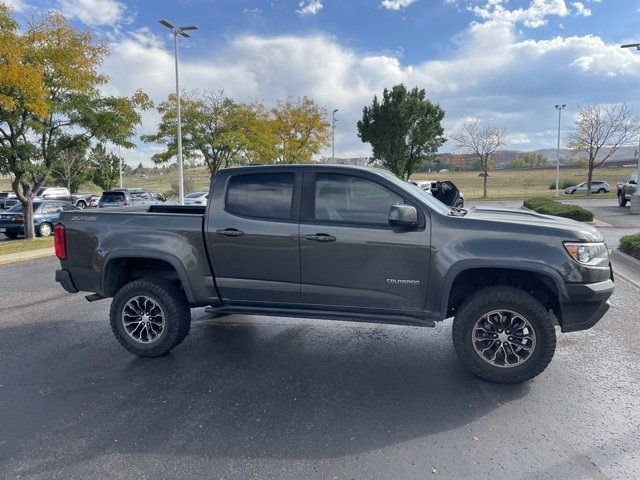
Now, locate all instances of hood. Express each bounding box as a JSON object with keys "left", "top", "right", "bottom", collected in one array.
[{"left": 463, "top": 206, "right": 603, "bottom": 242}]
